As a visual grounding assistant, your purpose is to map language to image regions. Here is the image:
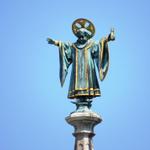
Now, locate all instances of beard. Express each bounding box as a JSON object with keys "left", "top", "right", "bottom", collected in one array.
[{"left": 77, "top": 37, "right": 88, "bottom": 44}]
